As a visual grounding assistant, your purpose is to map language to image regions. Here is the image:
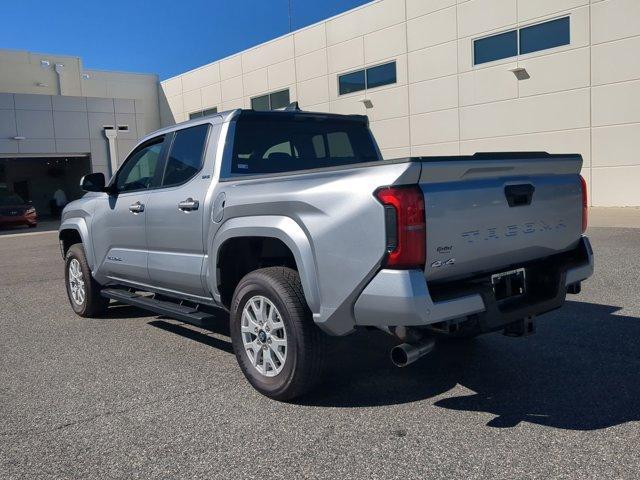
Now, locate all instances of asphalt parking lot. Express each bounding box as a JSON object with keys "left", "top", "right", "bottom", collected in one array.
[{"left": 1, "top": 224, "right": 640, "bottom": 479}]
